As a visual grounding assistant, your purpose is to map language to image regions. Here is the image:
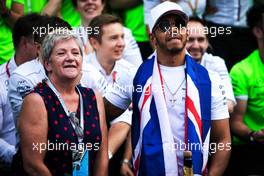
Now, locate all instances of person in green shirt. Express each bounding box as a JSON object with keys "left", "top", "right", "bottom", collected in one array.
[
  {"left": 0, "top": 0, "right": 24, "bottom": 65},
  {"left": 41, "top": 0, "right": 81, "bottom": 27},
  {"left": 228, "top": 4, "right": 264, "bottom": 175},
  {"left": 24, "top": 0, "right": 47, "bottom": 14}
]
